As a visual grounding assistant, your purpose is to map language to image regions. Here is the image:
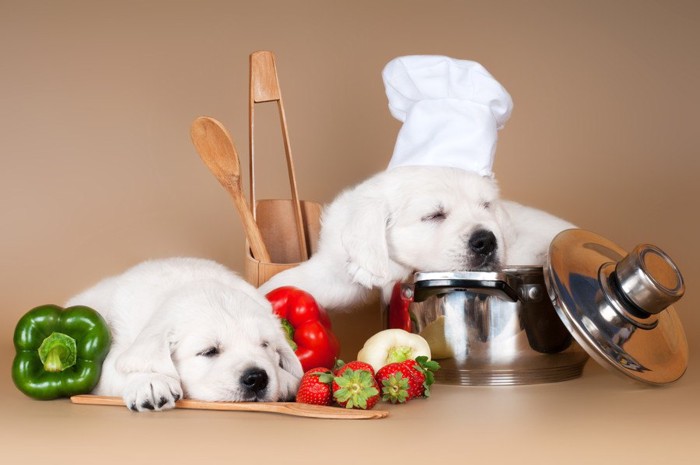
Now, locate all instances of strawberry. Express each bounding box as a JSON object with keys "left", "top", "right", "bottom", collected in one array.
[
  {"left": 333, "top": 359, "right": 376, "bottom": 377},
  {"left": 375, "top": 356, "right": 440, "bottom": 402},
  {"left": 332, "top": 368, "right": 380, "bottom": 409},
  {"left": 375, "top": 363, "right": 410, "bottom": 404},
  {"left": 400, "top": 356, "right": 440, "bottom": 399},
  {"left": 296, "top": 368, "right": 334, "bottom": 406}
]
